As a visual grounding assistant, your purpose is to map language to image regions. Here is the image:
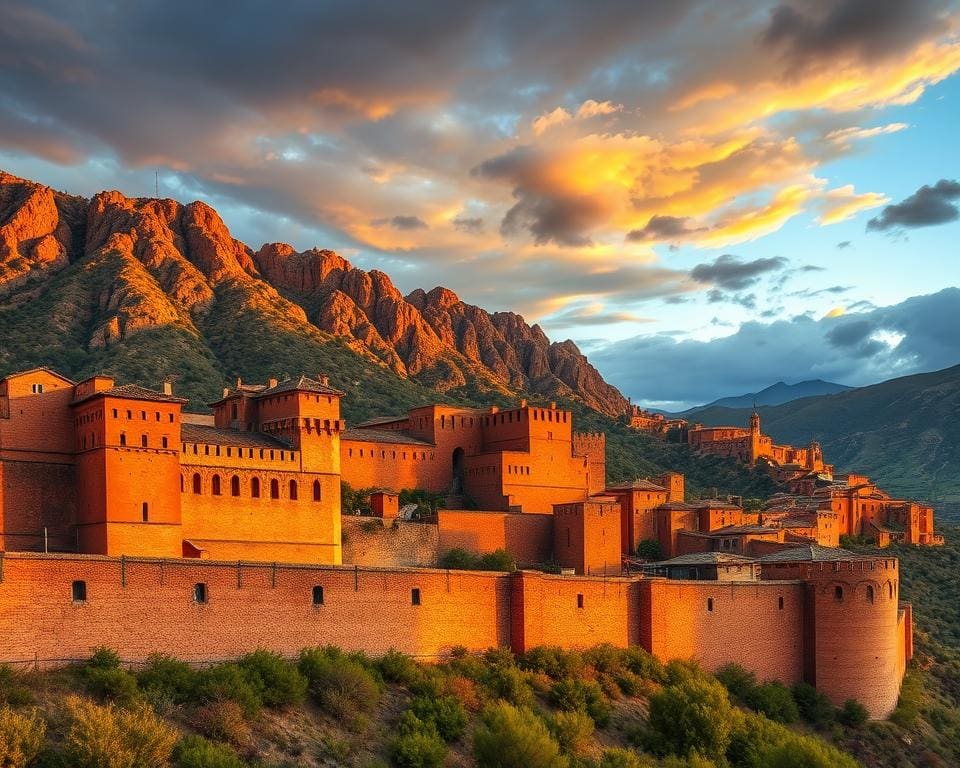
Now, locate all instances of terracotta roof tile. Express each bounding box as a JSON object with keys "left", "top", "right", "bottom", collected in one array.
[{"left": 180, "top": 423, "right": 292, "bottom": 449}]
